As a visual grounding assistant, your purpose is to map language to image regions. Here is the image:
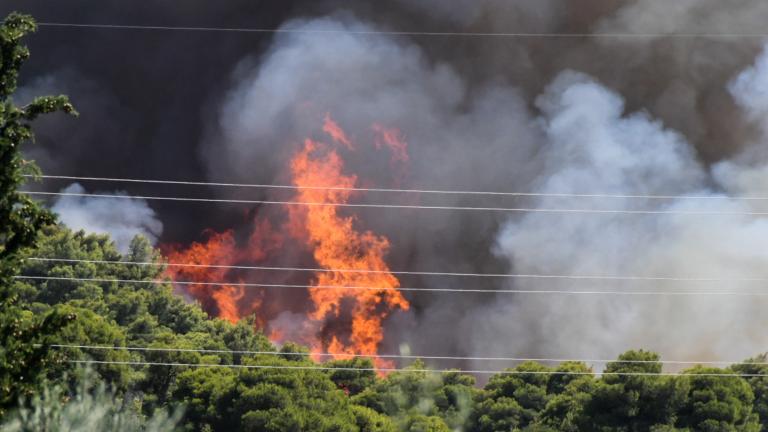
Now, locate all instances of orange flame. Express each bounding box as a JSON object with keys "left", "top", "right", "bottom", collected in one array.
[
  {"left": 162, "top": 114, "right": 409, "bottom": 371},
  {"left": 163, "top": 230, "right": 252, "bottom": 323},
  {"left": 288, "top": 118, "right": 410, "bottom": 368}
]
